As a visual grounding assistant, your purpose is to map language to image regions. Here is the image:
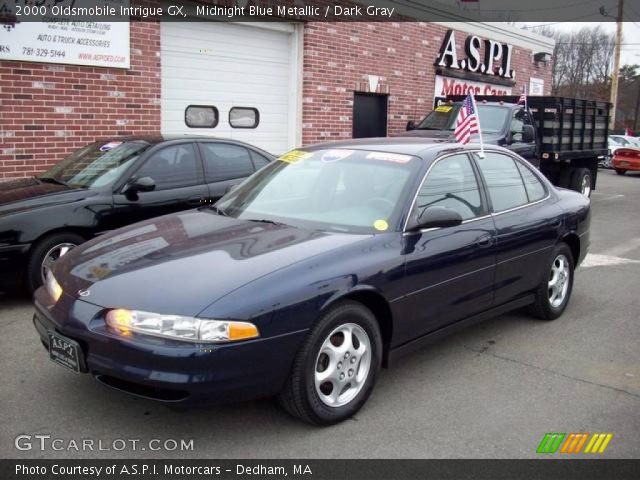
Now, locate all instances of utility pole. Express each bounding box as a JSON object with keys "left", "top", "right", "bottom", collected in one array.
[{"left": 610, "top": 0, "right": 624, "bottom": 130}]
